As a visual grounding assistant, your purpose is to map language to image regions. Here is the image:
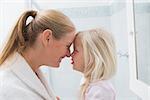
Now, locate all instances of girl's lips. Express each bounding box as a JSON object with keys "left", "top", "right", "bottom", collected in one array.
[
  {"left": 71, "top": 61, "right": 74, "bottom": 64},
  {"left": 71, "top": 59, "right": 74, "bottom": 64}
]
